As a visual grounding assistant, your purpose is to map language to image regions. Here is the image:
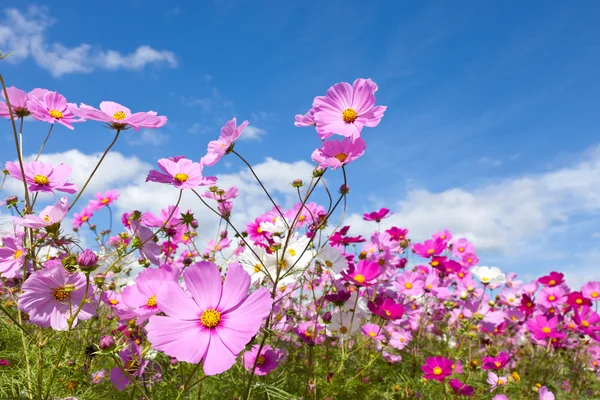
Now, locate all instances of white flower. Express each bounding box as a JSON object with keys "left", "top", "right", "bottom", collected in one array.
[
  {"left": 238, "top": 246, "right": 270, "bottom": 283},
  {"left": 316, "top": 245, "right": 348, "bottom": 278},
  {"left": 471, "top": 266, "right": 506, "bottom": 285}
]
